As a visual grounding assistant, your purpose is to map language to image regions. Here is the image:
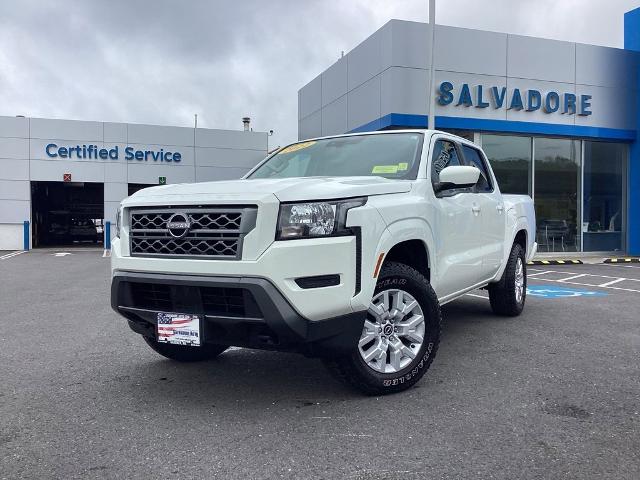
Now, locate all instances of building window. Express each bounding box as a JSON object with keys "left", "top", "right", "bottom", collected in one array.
[
  {"left": 534, "top": 138, "right": 581, "bottom": 253},
  {"left": 582, "top": 141, "right": 626, "bottom": 252},
  {"left": 440, "top": 129, "right": 474, "bottom": 142},
  {"left": 481, "top": 134, "right": 531, "bottom": 196}
]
